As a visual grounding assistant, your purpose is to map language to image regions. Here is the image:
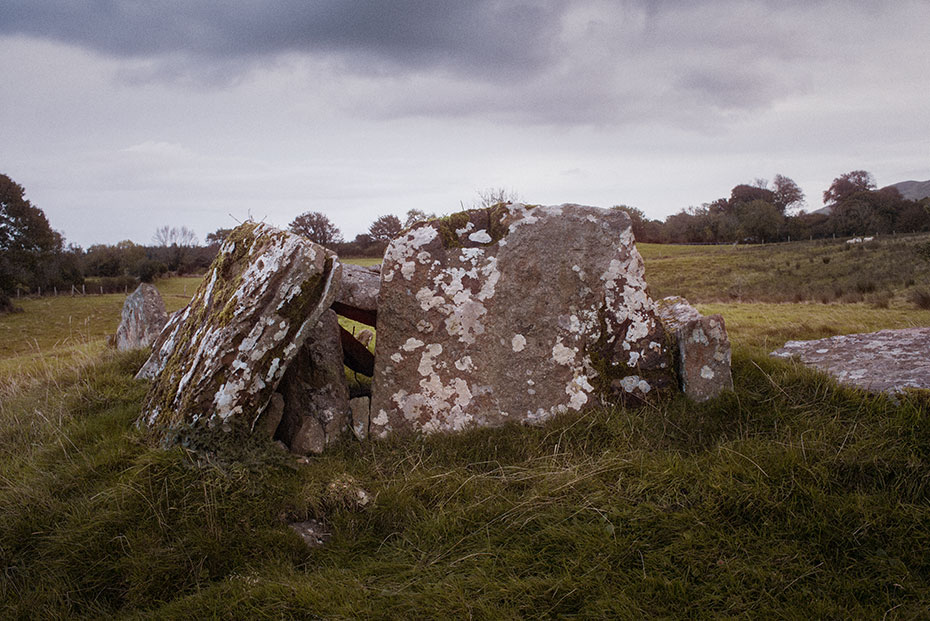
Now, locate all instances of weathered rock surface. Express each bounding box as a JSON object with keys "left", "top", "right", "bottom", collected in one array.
[
  {"left": 370, "top": 203, "right": 675, "bottom": 437},
  {"left": 115, "top": 283, "right": 168, "bottom": 351},
  {"left": 771, "top": 328, "right": 930, "bottom": 393},
  {"left": 657, "top": 296, "right": 733, "bottom": 401},
  {"left": 331, "top": 262, "right": 379, "bottom": 326},
  {"left": 274, "top": 310, "right": 351, "bottom": 454},
  {"left": 136, "top": 222, "right": 341, "bottom": 445},
  {"left": 349, "top": 396, "right": 371, "bottom": 440}
]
